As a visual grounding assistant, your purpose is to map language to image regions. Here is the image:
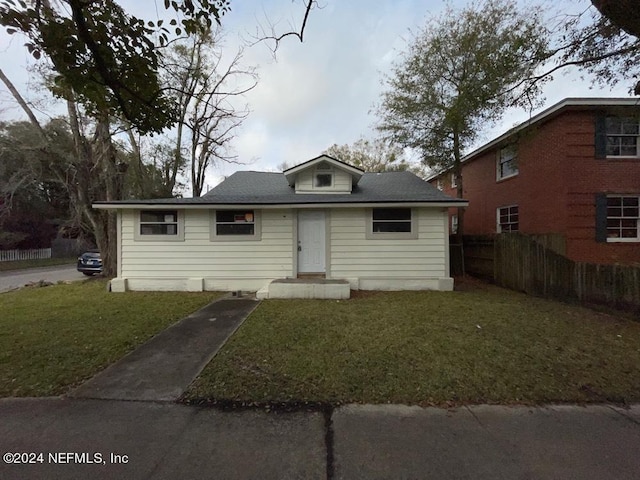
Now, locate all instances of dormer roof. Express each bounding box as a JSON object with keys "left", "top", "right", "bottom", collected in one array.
[{"left": 283, "top": 154, "right": 364, "bottom": 187}]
